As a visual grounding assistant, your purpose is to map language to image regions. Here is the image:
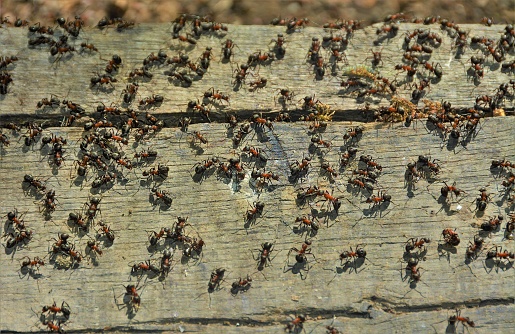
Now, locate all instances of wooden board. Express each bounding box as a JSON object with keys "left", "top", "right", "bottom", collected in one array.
[
  {"left": 0, "top": 117, "right": 514, "bottom": 333},
  {"left": 0, "top": 22, "right": 513, "bottom": 126}
]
